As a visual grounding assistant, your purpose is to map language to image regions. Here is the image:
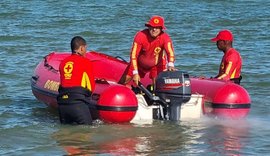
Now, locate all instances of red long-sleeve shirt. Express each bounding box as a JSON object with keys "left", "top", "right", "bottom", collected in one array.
[{"left": 130, "top": 29, "right": 175, "bottom": 71}]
